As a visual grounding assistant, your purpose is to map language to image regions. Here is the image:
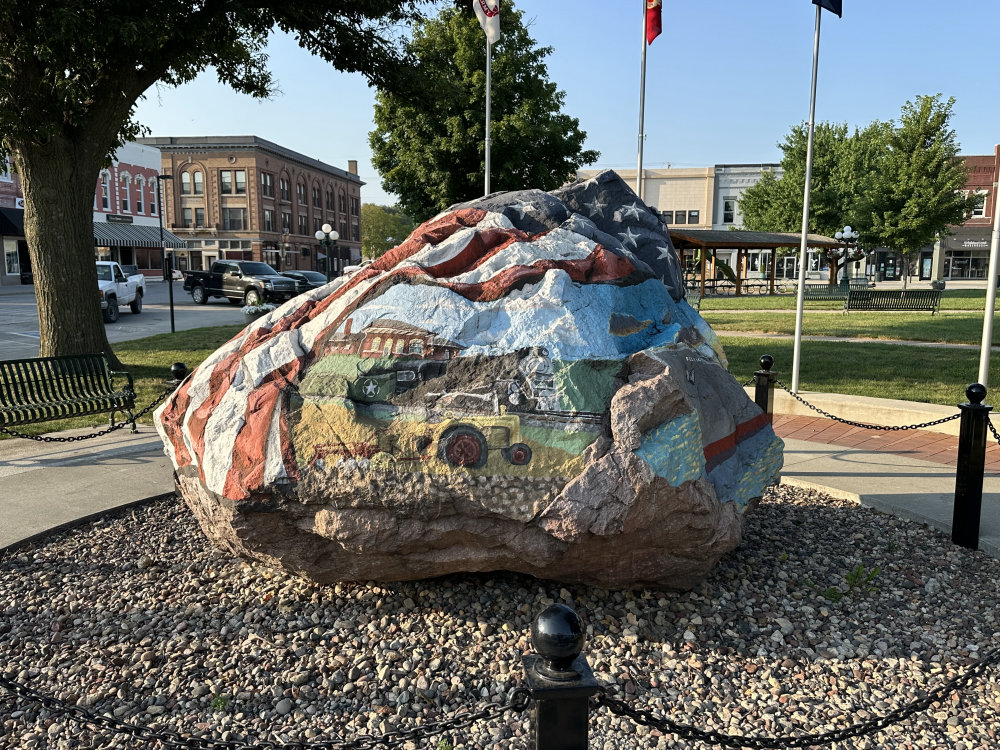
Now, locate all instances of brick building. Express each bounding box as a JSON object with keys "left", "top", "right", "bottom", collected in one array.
[{"left": 138, "top": 136, "right": 363, "bottom": 277}]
